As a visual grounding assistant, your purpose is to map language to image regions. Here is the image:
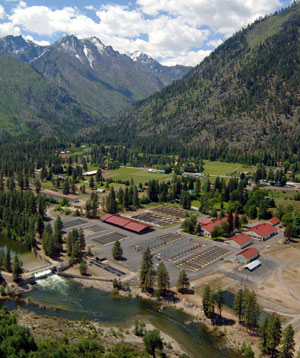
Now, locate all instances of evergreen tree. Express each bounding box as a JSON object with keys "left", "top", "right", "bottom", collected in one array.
[
  {"left": 233, "top": 288, "right": 244, "bottom": 322},
  {"left": 132, "top": 185, "right": 139, "bottom": 209},
  {"left": 143, "top": 330, "right": 163, "bottom": 358},
  {"left": 112, "top": 240, "right": 123, "bottom": 260},
  {"left": 79, "top": 228, "right": 86, "bottom": 252},
  {"left": 4, "top": 250, "right": 11, "bottom": 272},
  {"left": 79, "top": 260, "right": 87, "bottom": 276},
  {"left": 156, "top": 262, "right": 170, "bottom": 296},
  {"left": 89, "top": 176, "right": 95, "bottom": 189},
  {"left": 176, "top": 269, "right": 190, "bottom": 293},
  {"left": 243, "top": 290, "right": 260, "bottom": 333},
  {"left": 266, "top": 314, "right": 282, "bottom": 358},
  {"left": 96, "top": 168, "right": 102, "bottom": 182},
  {"left": 106, "top": 187, "right": 117, "bottom": 213},
  {"left": 63, "top": 179, "right": 70, "bottom": 195},
  {"left": 234, "top": 213, "right": 240, "bottom": 230},
  {"left": 53, "top": 216, "right": 63, "bottom": 244},
  {"left": 259, "top": 317, "right": 269, "bottom": 352},
  {"left": 279, "top": 324, "right": 295, "bottom": 358},
  {"left": 202, "top": 284, "right": 211, "bottom": 317},
  {"left": 139, "top": 247, "right": 154, "bottom": 292},
  {"left": 215, "top": 288, "right": 224, "bottom": 318},
  {"left": 227, "top": 209, "right": 234, "bottom": 234},
  {"left": 36, "top": 215, "right": 44, "bottom": 239},
  {"left": 12, "top": 255, "right": 22, "bottom": 282}
]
